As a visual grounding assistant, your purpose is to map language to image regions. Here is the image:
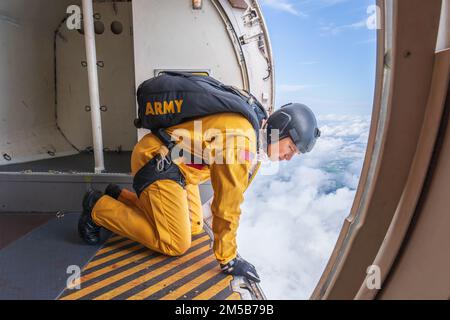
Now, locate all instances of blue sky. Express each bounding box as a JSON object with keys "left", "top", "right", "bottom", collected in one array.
[{"left": 259, "top": 0, "right": 377, "bottom": 115}]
